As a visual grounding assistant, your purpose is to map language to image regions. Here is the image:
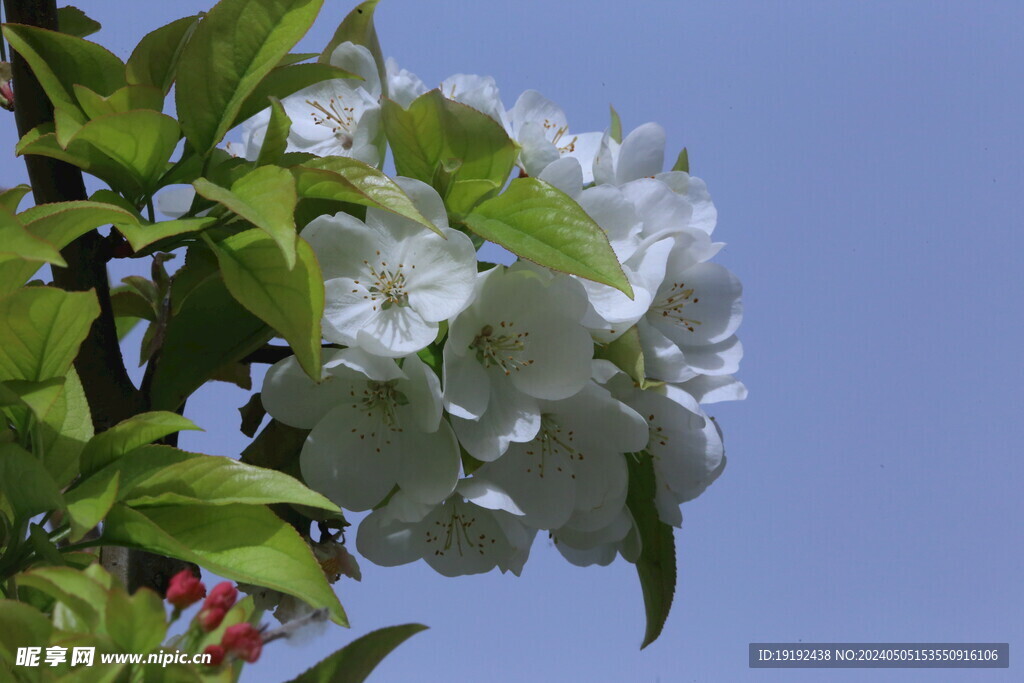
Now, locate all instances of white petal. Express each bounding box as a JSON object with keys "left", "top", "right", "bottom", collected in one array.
[
  {"left": 459, "top": 478, "right": 526, "bottom": 516},
  {"left": 681, "top": 374, "right": 748, "bottom": 404},
  {"left": 518, "top": 121, "right": 560, "bottom": 177},
  {"left": 321, "top": 278, "right": 377, "bottom": 346},
  {"left": 653, "top": 262, "right": 742, "bottom": 346},
  {"left": 155, "top": 186, "right": 195, "bottom": 219},
  {"left": 328, "top": 41, "right": 381, "bottom": 97},
  {"left": 385, "top": 57, "right": 427, "bottom": 107},
  {"left": 401, "top": 229, "right": 478, "bottom": 321},
  {"left": 592, "top": 132, "right": 619, "bottom": 186},
  {"left": 356, "top": 304, "right": 438, "bottom": 358},
  {"left": 636, "top": 318, "right": 696, "bottom": 383},
  {"left": 509, "top": 90, "right": 566, "bottom": 138},
  {"left": 562, "top": 131, "right": 604, "bottom": 184},
  {"left": 616, "top": 122, "right": 666, "bottom": 184},
  {"left": 451, "top": 374, "right": 540, "bottom": 461},
  {"left": 302, "top": 212, "right": 379, "bottom": 280},
  {"left": 418, "top": 499, "right": 514, "bottom": 576},
  {"left": 260, "top": 354, "right": 351, "bottom": 429},
  {"left": 577, "top": 184, "right": 642, "bottom": 261},
  {"left": 509, "top": 313, "right": 592, "bottom": 400},
  {"left": 621, "top": 177, "right": 694, "bottom": 240},
  {"left": 537, "top": 157, "right": 583, "bottom": 197},
  {"left": 300, "top": 404, "right": 400, "bottom": 511},
  {"left": 680, "top": 335, "right": 743, "bottom": 376},
  {"left": 325, "top": 347, "right": 406, "bottom": 382},
  {"left": 655, "top": 171, "right": 717, "bottom": 235},
  {"left": 395, "top": 422, "right": 461, "bottom": 505},
  {"left": 395, "top": 352, "right": 443, "bottom": 432},
  {"left": 356, "top": 507, "right": 421, "bottom": 567},
  {"left": 442, "top": 348, "right": 490, "bottom": 420},
  {"left": 470, "top": 441, "right": 576, "bottom": 529},
  {"left": 391, "top": 176, "right": 449, "bottom": 232}
]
